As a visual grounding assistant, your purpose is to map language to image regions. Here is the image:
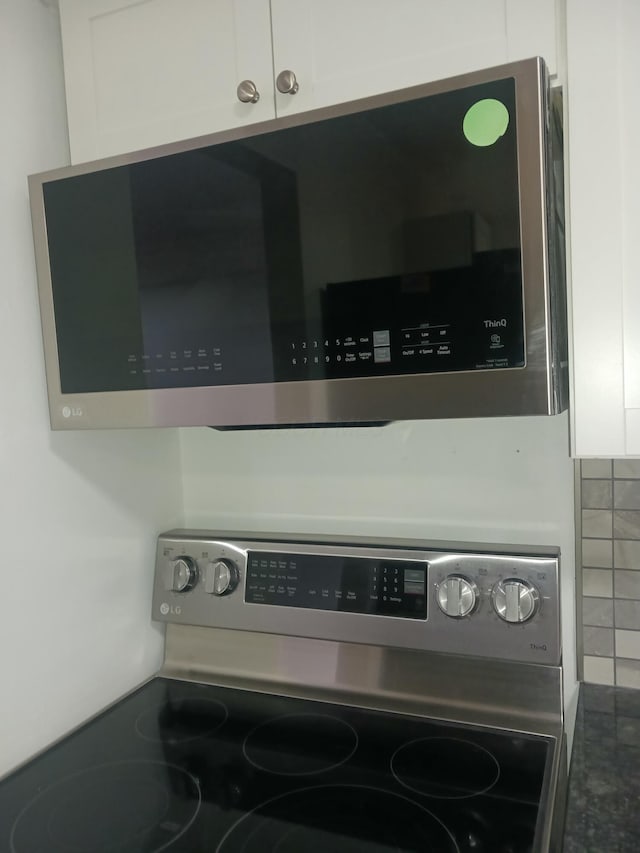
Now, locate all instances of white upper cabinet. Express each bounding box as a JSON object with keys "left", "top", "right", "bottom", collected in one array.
[
  {"left": 59, "top": 0, "right": 560, "bottom": 163},
  {"left": 270, "top": 0, "right": 558, "bottom": 116},
  {"left": 59, "top": 0, "right": 275, "bottom": 163},
  {"left": 566, "top": 0, "right": 640, "bottom": 456}
]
